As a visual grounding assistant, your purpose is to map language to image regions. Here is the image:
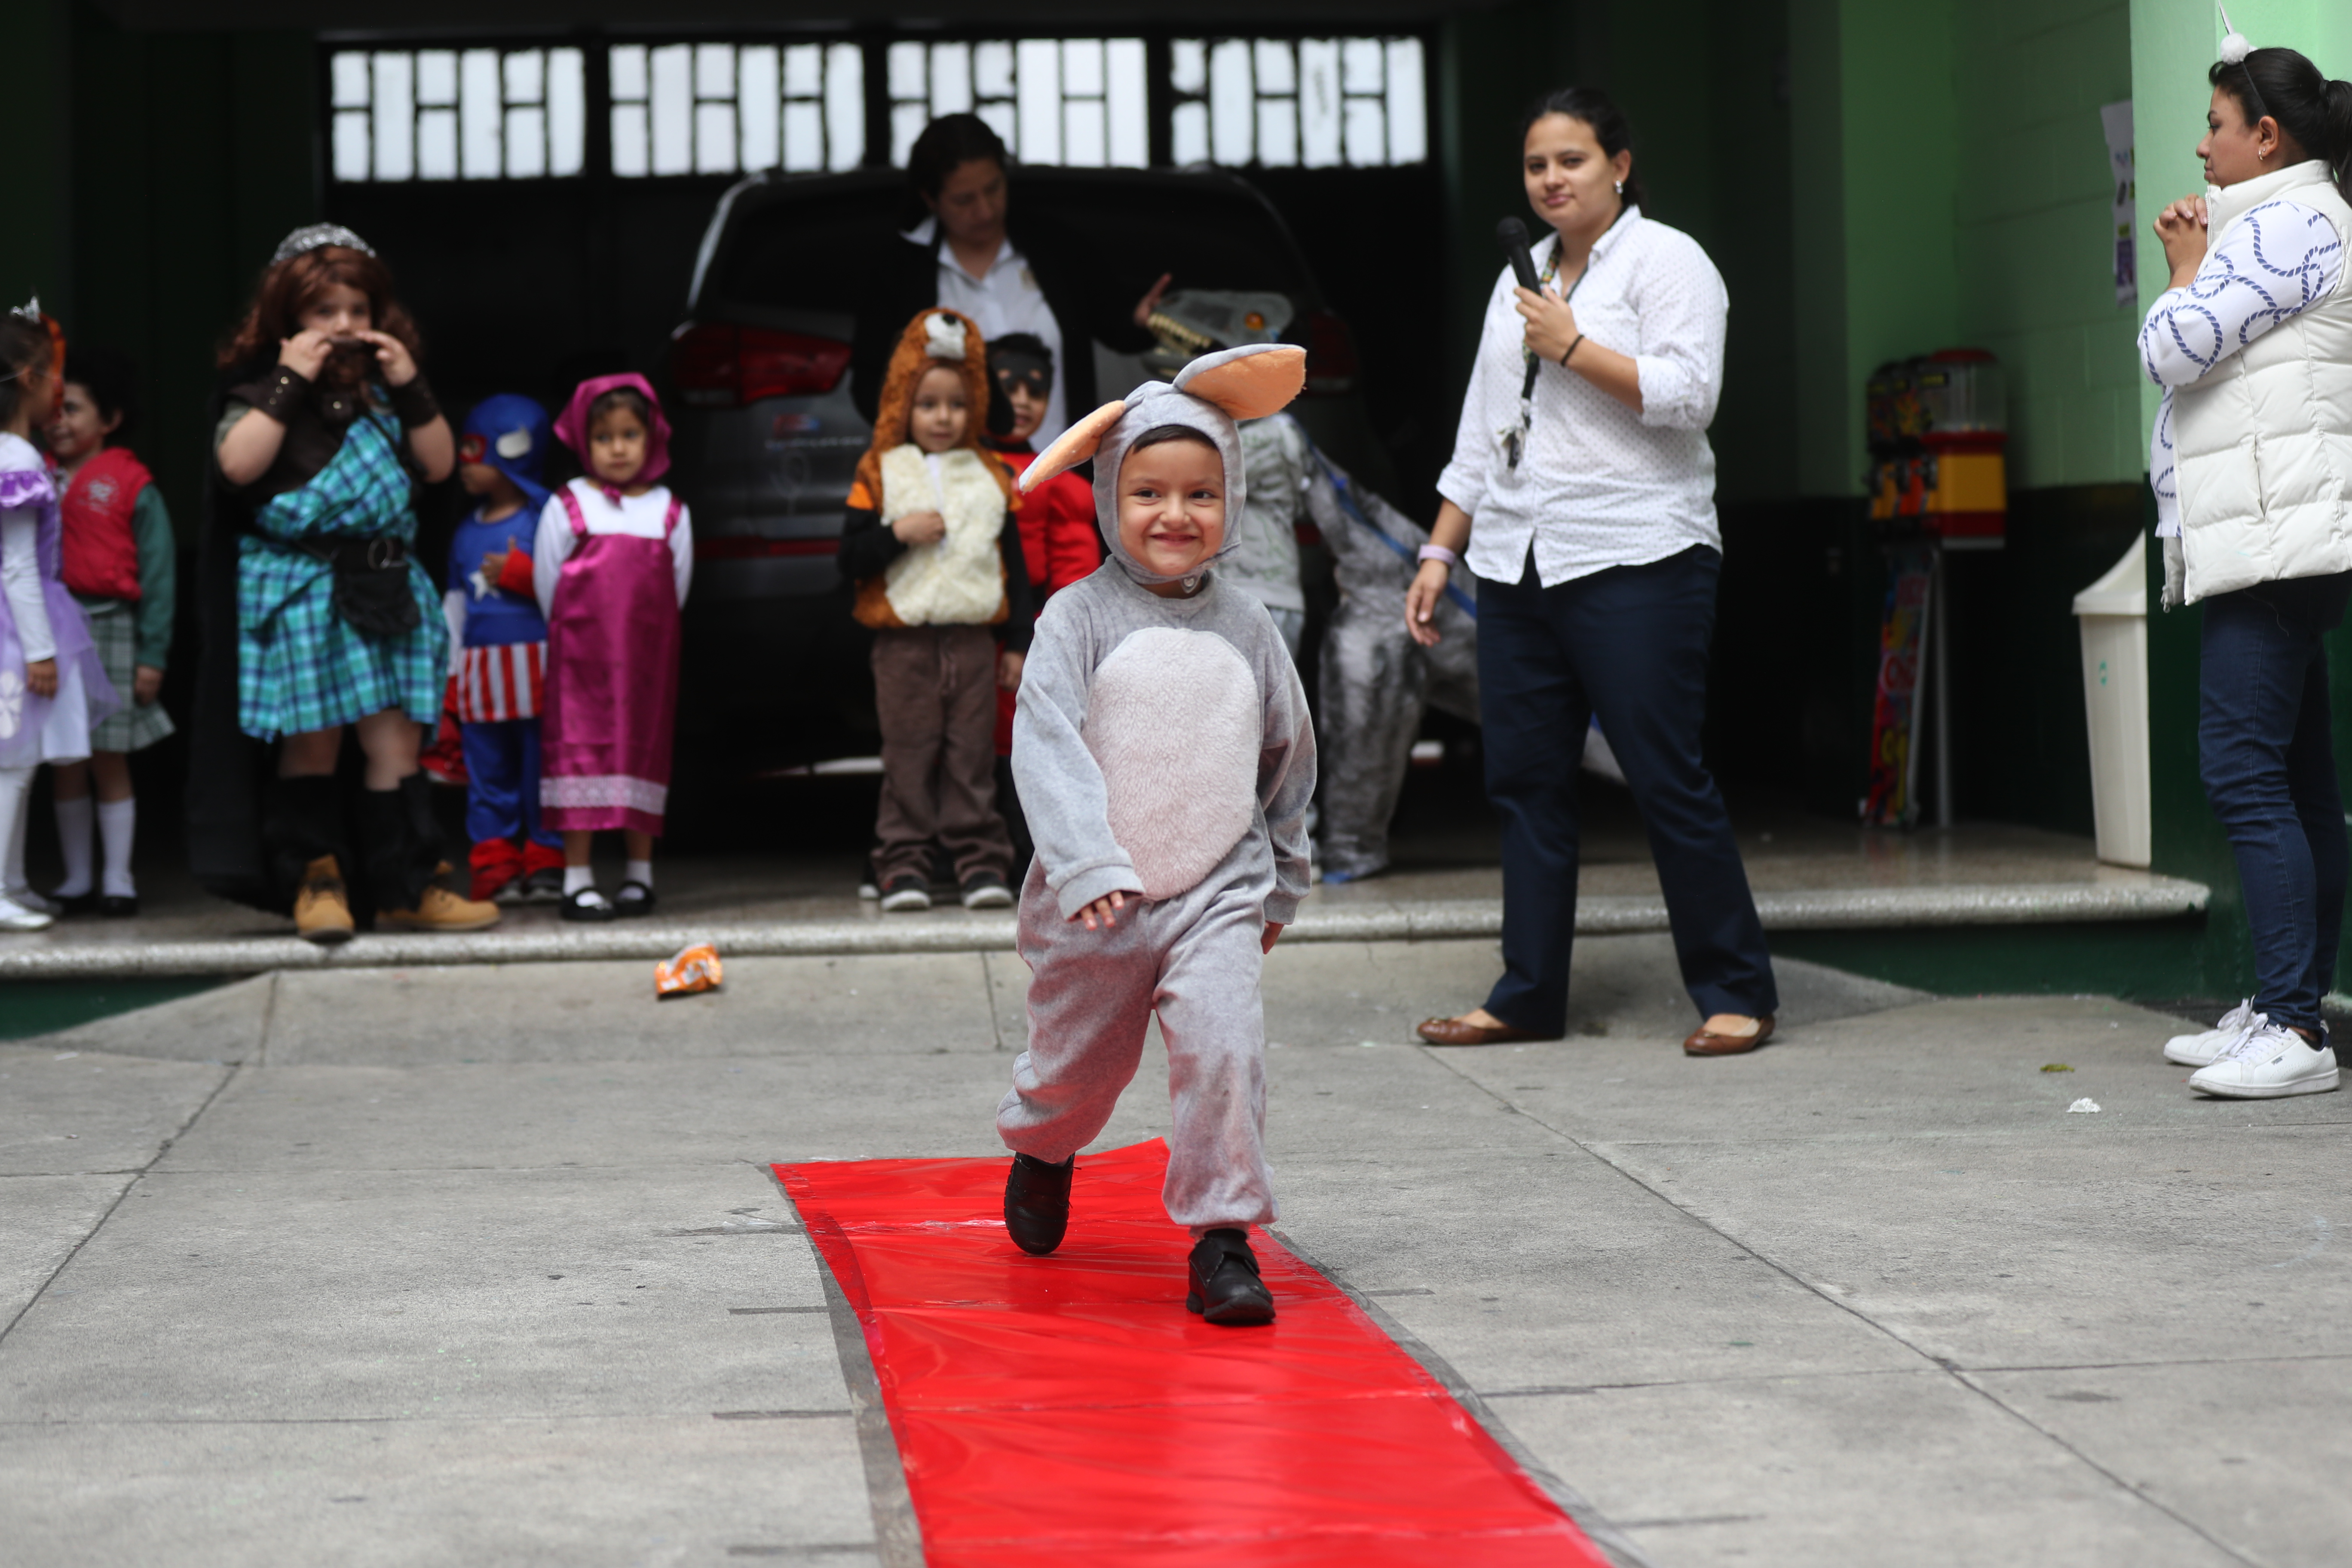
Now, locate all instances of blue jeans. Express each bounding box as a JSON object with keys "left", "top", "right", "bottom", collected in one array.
[
  {"left": 1477, "top": 546, "right": 1777, "bottom": 1035},
  {"left": 2199, "top": 571, "right": 2352, "bottom": 1033}
]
